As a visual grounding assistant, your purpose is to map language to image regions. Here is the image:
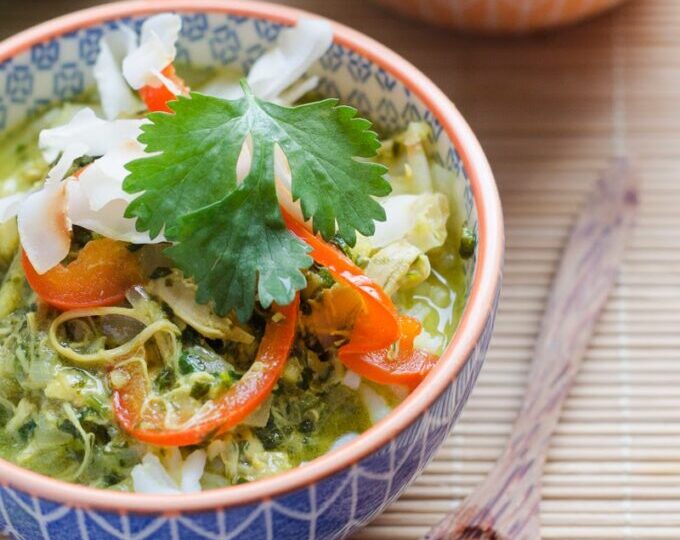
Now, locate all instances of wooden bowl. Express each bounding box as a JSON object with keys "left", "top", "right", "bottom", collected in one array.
[{"left": 374, "top": 0, "right": 628, "bottom": 33}]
